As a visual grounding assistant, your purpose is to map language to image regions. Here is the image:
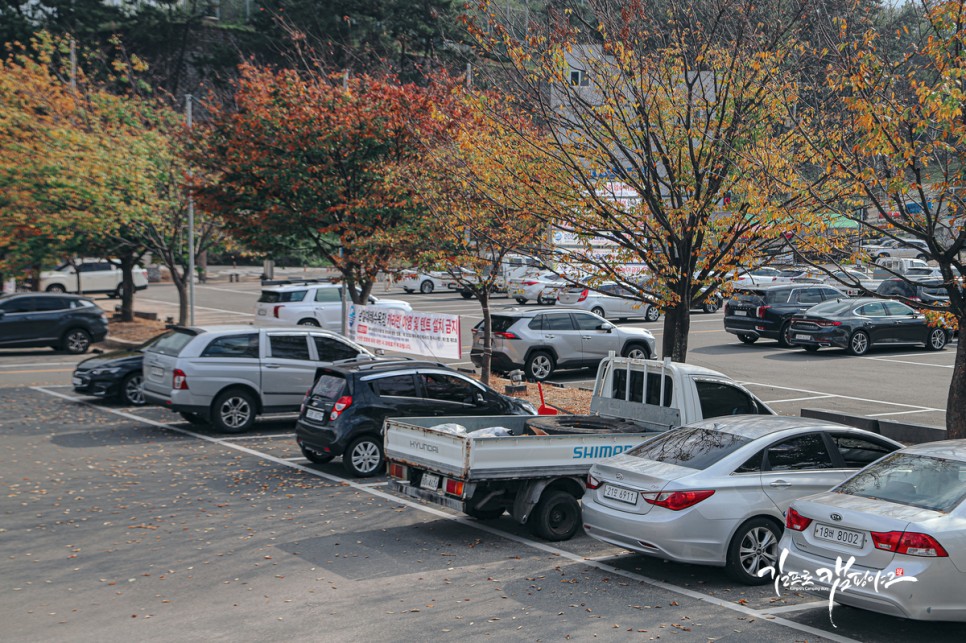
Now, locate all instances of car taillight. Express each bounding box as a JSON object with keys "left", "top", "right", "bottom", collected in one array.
[
  {"left": 299, "top": 388, "right": 311, "bottom": 415},
  {"left": 522, "top": 280, "right": 539, "bottom": 286},
  {"left": 815, "top": 320, "right": 842, "bottom": 327},
  {"left": 785, "top": 507, "right": 812, "bottom": 531},
  {"left": 577, "top": 288, "right": 589, "bottom": 302},
  {"left": 871, "top": 530, "right": 948, "bottom": 557},
  {"left": 445, "top": 478, "right": 465, "bottom": 496},
  {"left": 329, "top": 395, "right": 352, "bottom": 421},
  {"left": 756, "top": 305, "right": 771, "bottom": 318},
  {"left": 640, "top": 490, "right": 714, "bottom": 511},
  {"left": 388, "top": 462, "right": 407, "bottom": 480},
  {"left": 586, "top": 473, "right": 601, "bottom": 489},
  {"left": 493, "top": 331, "right": 519, "bottom": 339},
  {"left": 273, "top": 305, "right": 283, "bottom": 318},
  {"left": 172, "top": 369, "right": 188, "bottom": 390}
]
